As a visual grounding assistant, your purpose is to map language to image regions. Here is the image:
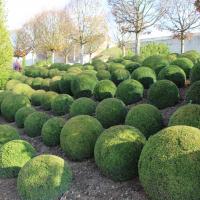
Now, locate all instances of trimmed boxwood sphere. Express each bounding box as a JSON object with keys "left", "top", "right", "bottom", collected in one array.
[
  {"left": 186, "top": 81, "right": 200, "bottom": 104},
  {"left": 0, "top": 125, "right": 20, "bottom": 148},
  {"left": 158, "top": 65, "right": 186, "bottom": 88},
  {"left": 31, "top": 90, "right": 46, "bottom": 106},
  {"left": 131, "top": 67, "right": 156, "bottom": 89},
  {"left": 94, "top": 125, "right": 146, "bottom": 181},
  {"left": 42, "top": 117, "right": 65, "bottom": 147},
  {"left": 139, "top": 125, "right": 200, "bottom": 200},
  {"left": 96, "top": 70, "right": 111, "bottom": 80},
  {"left": 41, "top": 79, "right": 50, "bottom": 90},
  {"left": 123, "top": 60, "right": 141, "bottom": 73},
  {"left": 111, "top": 68, "right": 130, "bottom": 85},
  {"left": 0, "top": 91, "right": 13, "bottom": 110},
  {"left": 148, "top": 80, "right": 180, "bottom": 109},
  {"left": 116, "top": 79, "right": 144, "bottom": 105},
  {"left": 69, "top": 97, "right": 97, "bottom": 117},
  {"left": 6, "top": 79, "right": 21, "bottom": 90},
  {"left": 41, "top": 91, "right": 58, "bottom": 110},
  {"left": 190, "top": 62, "right": 200, "bottom": 83},
  {"left": 15, "top": 106, "right": 36, "bottom": 128},
  {"left": 49, "top": 77, "right": 61, "bottom": 93},
  {"left": 11, "top": 83, "right": 35, "bottom": 98},
  {"left": 108, "top": 63, "right": 125, "bottom": 73},
  {"left": 125, "top": 104, "right": 163, "bottom": 138},
  {"left": 24, "top": 112, "right": 50, "bottom": 137},
  {"left": 94, "top": 80, "right": 117, "bottom": 101},
  {"left": 168, "top": 104, "right": 200, "bottom": 128},
  {"left": 1, "top": 94, "right": 31, "bottom": 122},
  {"left": 60, "top": 115, "right": 103, "bottom": 161},
  {"left": 96, "top": 98, "right": 127, "bottom": 128},
  {"left": 17, "top": 154, "right": 72, "bottom": 200},
  {"left": 181, "top": 50, "right": 200, "bottom": 64},
  {"left": 0, "top": 140, "right": 36, "bottom": 178},
  {"left": 31, "top": 78, "right": 43, "bottom": 90}
]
